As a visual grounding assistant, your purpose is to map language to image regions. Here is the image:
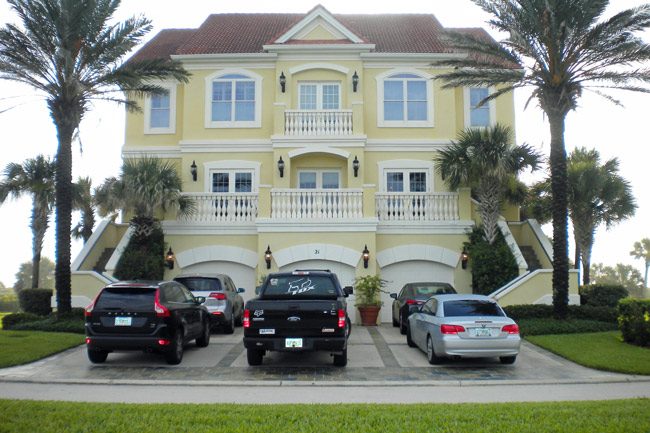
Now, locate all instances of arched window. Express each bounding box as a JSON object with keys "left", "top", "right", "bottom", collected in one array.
[
  {"left": 376, "top": 69, "right": 434, "bottom": 127},
  {"left": 205, "top": 70, "right": 262, "bottom": 128}
]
